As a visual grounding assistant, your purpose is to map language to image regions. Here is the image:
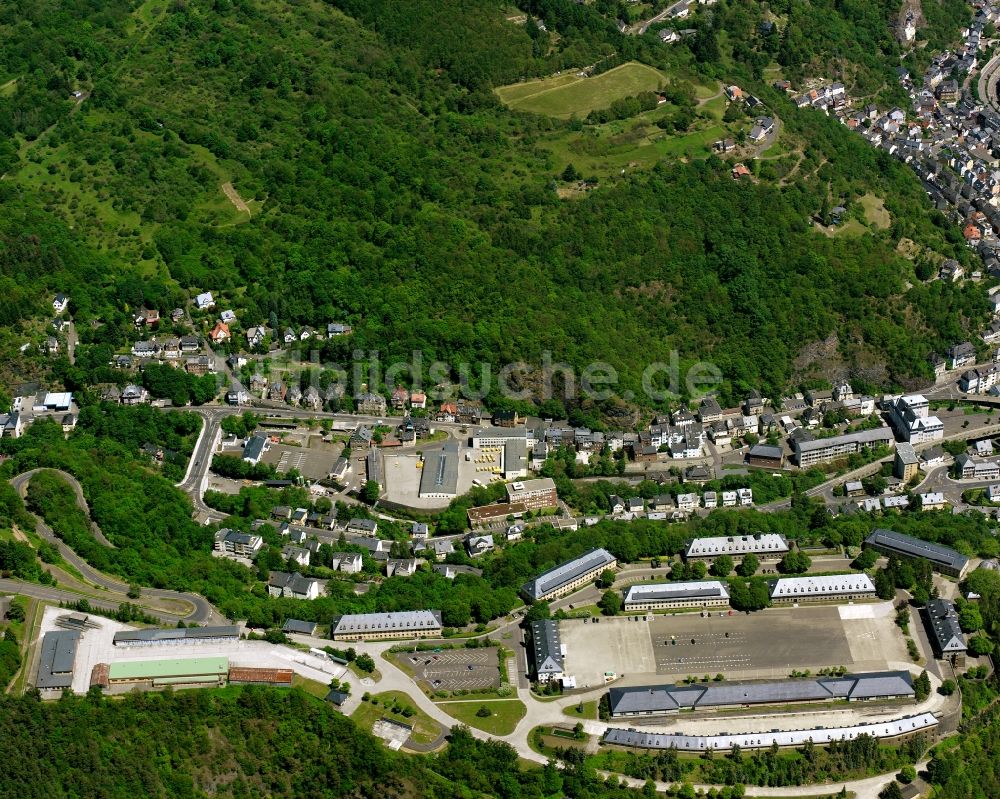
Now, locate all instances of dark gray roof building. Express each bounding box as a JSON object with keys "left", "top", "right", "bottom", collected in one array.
[
  {"left": 923, "top": 598, "right": 967, "bottom": 656},
  {"left": 282, "top": 619, "right": 318, "bottom": 636},
  {"left": 521, "top": 548, "right": 617, "bottom": 601},
  {"left": 419, "top": 441, "right": 459, "bottom": 497},
  {"left": 608, "top": 671, "right": 914, "bottom": 716},
  {"left": 530, "top": 619, "right": 564, "bottom": 682},
  {"left": 330, "top": 610, "right": 443, "bottom": 640},
  {"left": 865, "top": 529, "right": 970, "bottom": 577},
  {"left": 36, "top": 630, "right": 80, "bottom": 690},
  {"left": 112, "top": 626, "right": 241, "bottom": 647}
]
